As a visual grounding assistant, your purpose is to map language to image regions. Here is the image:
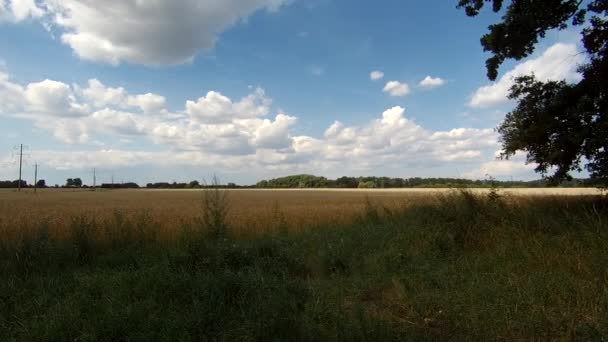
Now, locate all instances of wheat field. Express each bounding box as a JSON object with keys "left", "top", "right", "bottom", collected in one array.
[{"left": 0, "top": 187, "right": 602, "bottom": 240}]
